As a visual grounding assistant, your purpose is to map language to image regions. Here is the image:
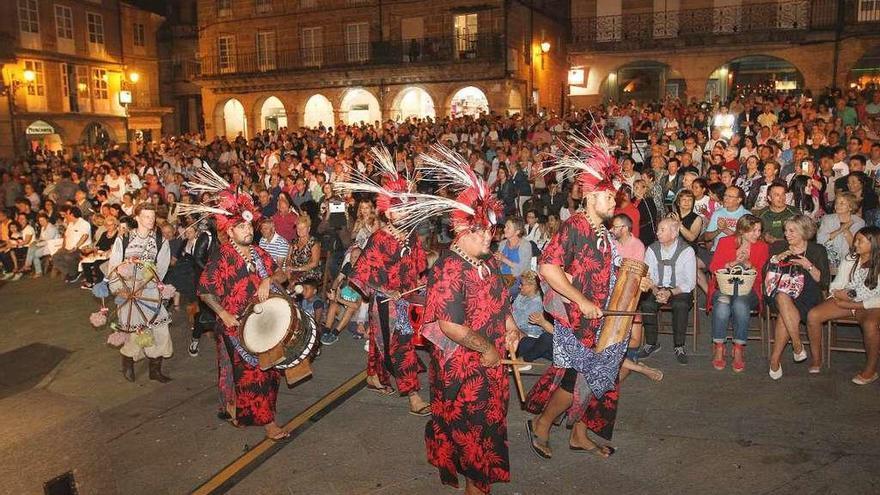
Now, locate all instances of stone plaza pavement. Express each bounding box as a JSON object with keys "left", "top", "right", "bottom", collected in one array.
[{"left": 0, "top": 277, "right": 878, "bottom": 495}]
